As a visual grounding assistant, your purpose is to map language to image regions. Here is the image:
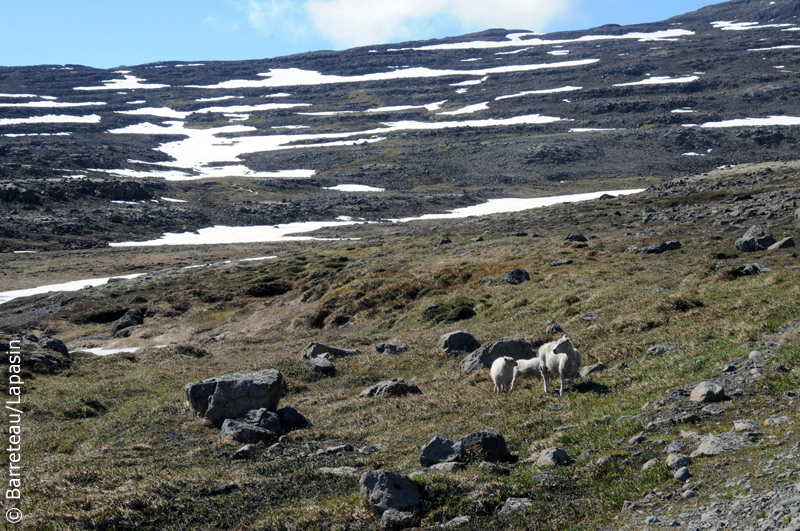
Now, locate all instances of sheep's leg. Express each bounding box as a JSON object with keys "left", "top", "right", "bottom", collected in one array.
[
  {"left": 559, "top": 373, "right": 565, "bottom": 396},
  {"left": 509, "top": 375, "right": 516, "bottom": 394},
  {"left": 542, "top": 371, "right": 549, "bottom": 394}
]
